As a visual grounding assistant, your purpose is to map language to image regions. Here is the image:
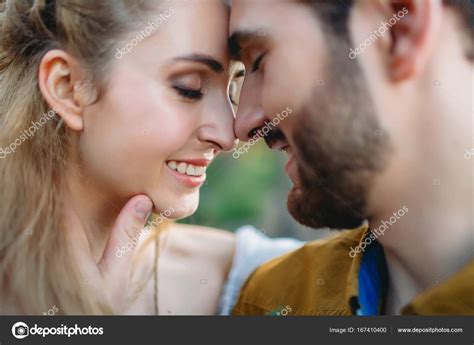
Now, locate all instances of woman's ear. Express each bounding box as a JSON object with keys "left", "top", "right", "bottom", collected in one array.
[
  {"left": 384, "top": 0, "right": 443, "bottom": 81},
  {"left": 38, "top": 50, "right": 93, "bottom": 131}
]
